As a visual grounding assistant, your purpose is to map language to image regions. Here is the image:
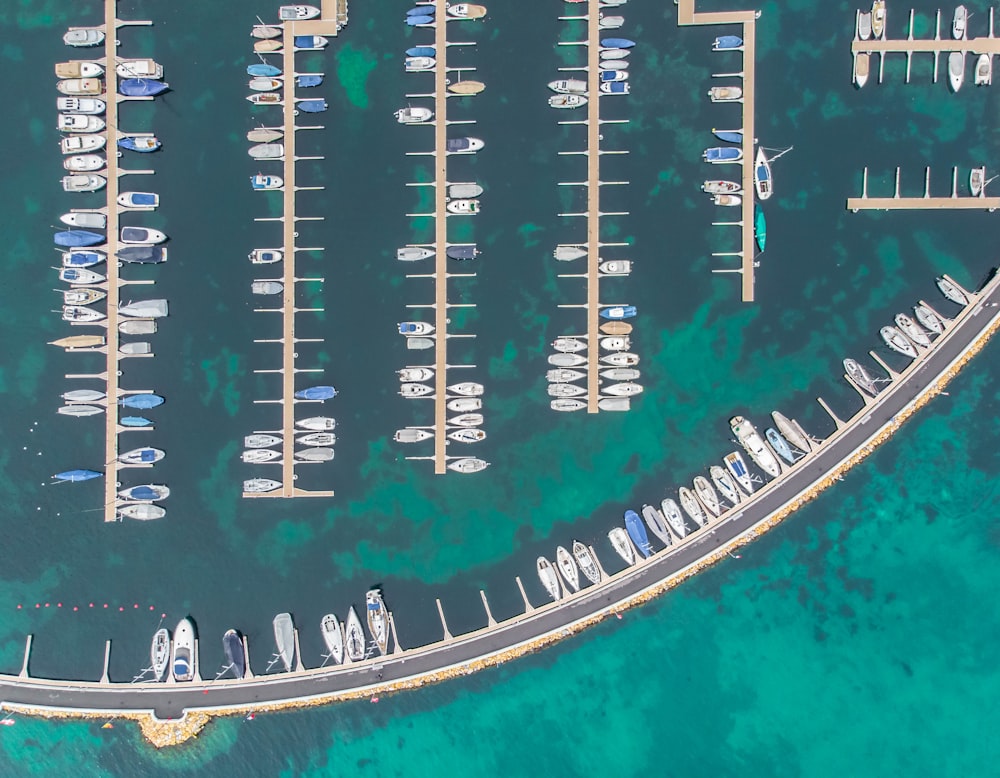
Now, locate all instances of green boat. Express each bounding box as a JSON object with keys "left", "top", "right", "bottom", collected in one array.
[{"left": 755, "top": 205, "right": 767, "bottom": 252}]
